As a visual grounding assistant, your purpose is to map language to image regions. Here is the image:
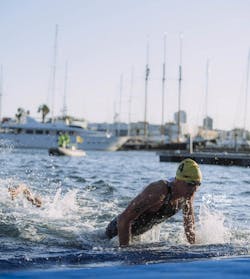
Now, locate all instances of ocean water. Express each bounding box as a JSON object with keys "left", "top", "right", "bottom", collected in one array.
[{"left": 0, "top": 148, "right": 249, "bottom": 277}]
